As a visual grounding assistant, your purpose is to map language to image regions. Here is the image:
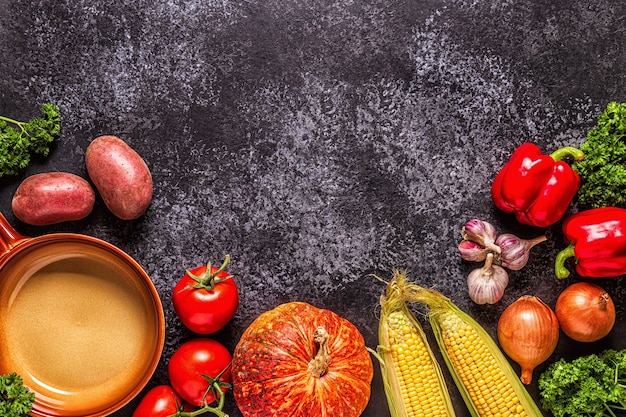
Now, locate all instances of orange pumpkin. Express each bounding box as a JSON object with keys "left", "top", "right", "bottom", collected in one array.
[{"left": 232, "top": 302, "right": 374, "bottom": 417}]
